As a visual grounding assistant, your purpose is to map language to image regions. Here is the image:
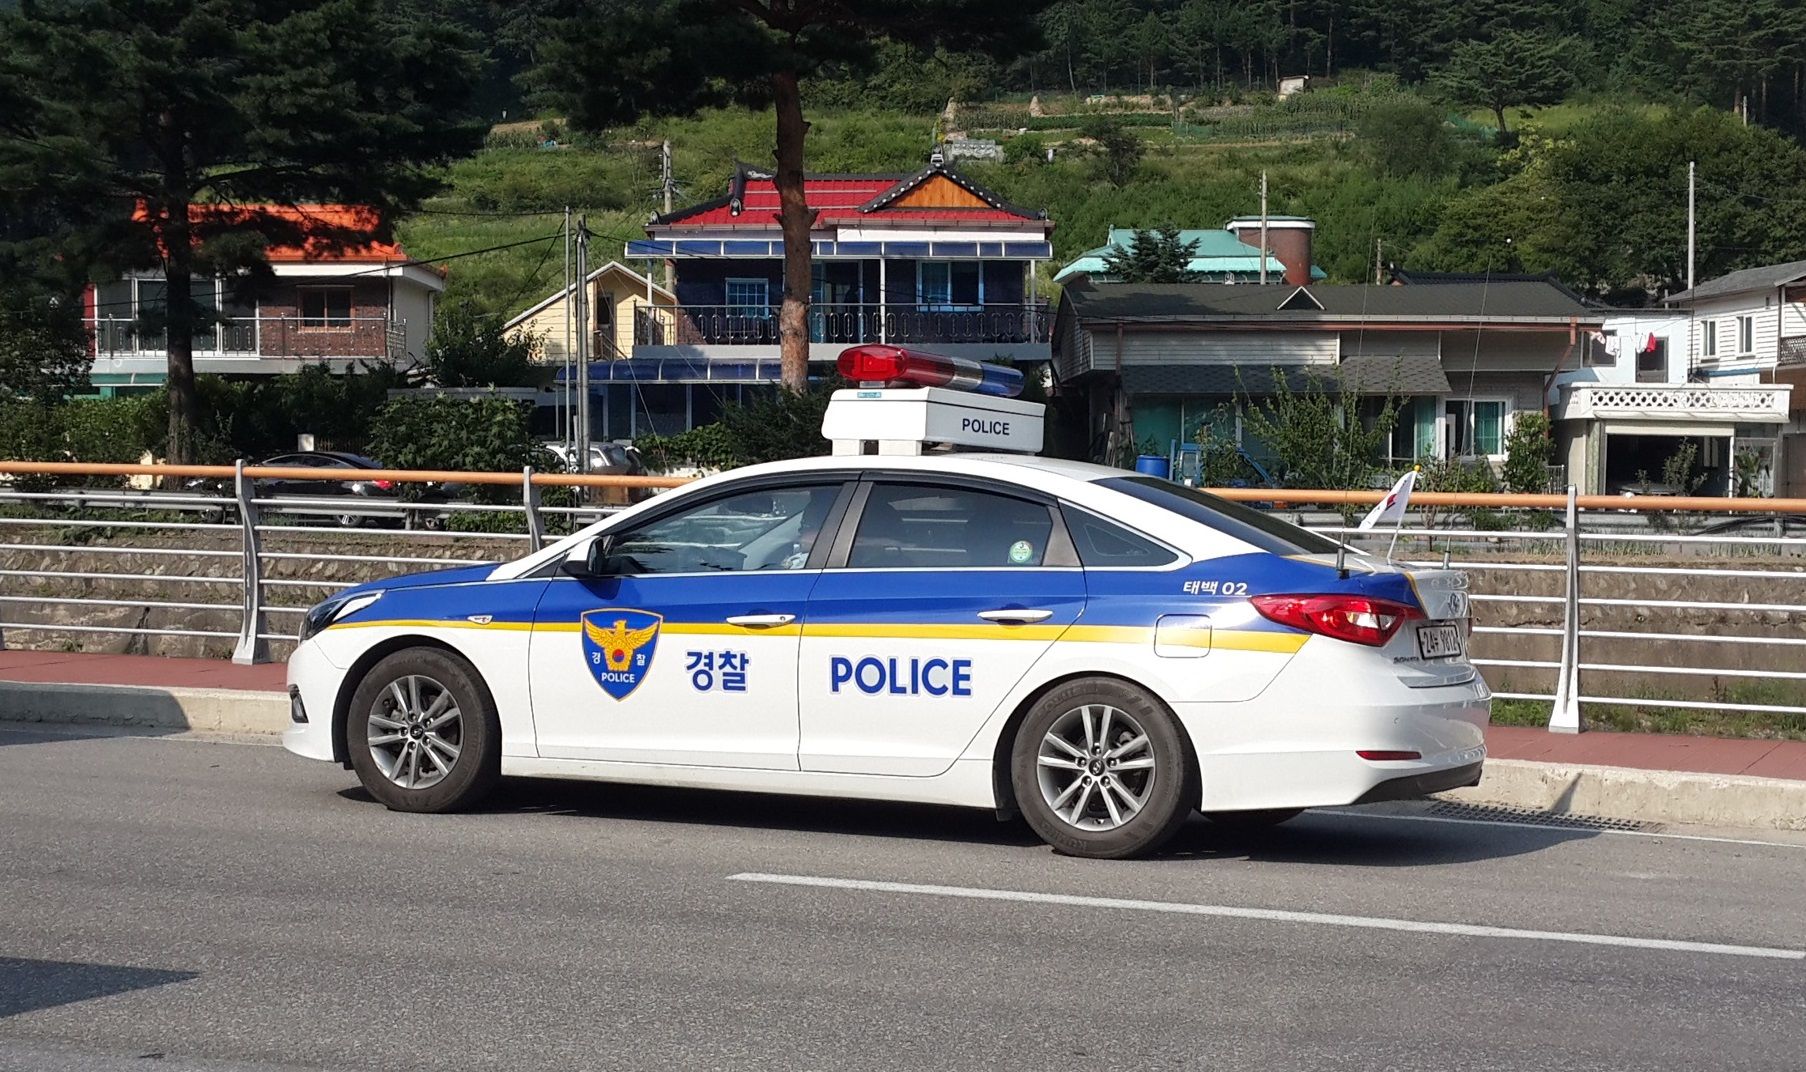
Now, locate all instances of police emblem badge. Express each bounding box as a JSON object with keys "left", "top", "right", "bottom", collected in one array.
[{"left": 579, "top": 608, "right": 664, "bottom": 700}]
